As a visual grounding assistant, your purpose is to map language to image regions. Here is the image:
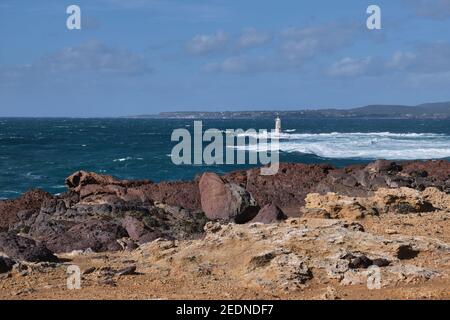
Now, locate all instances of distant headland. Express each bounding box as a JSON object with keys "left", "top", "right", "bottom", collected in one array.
[{"left": 125, "top": 101, "right": 450, "bottom": 119}]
